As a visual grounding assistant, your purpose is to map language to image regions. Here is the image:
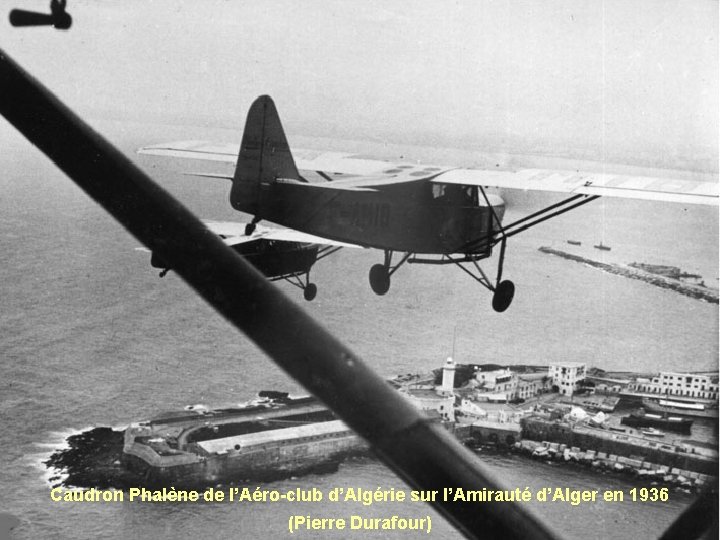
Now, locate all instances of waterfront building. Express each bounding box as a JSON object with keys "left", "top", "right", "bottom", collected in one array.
[
  {"left": 402, "top": 389, "right": 455, "bottom": 422},
  {"left": 677, "top": 440, "right": 719, "bottom": 459},
  {"left": 584, "top": 375, "right": 631, "bottom": 394},
  {"left": 458, "top": 398, "right": 488, "bottom": 419},
  {"left": 470, "top": 369, "right": 548, "bottom": 402},
  {"left": 548, "top": 362, "right": 587, "bottom": 397},
  {"left": 516, "top": 373, "right": 549, "bottom": 400},
  {"left": 474, "top": 368, "right": 517, "bottom": 402},
  {"left": 628, "top": 372, "right": 719, "bottom": 401}
]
